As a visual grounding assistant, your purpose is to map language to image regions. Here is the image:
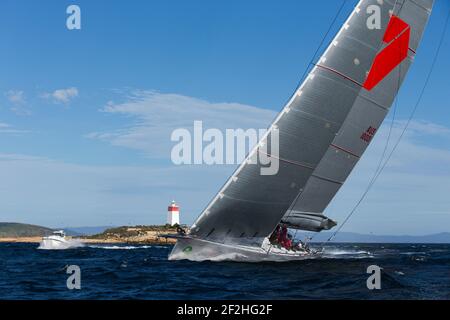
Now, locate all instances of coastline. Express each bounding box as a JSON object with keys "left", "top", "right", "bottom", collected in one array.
[
  {"left": 0, "top": 225, "right": 180, "bottom": 245},
  {"left": 0, "top": 237, "right": 175, "bottom": 245},
  {"left": 0, "top": 237, "right": 43, "bottom": 243},
  {"left": 0, "top": 231, "right": 176, "bottom": 245}
]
